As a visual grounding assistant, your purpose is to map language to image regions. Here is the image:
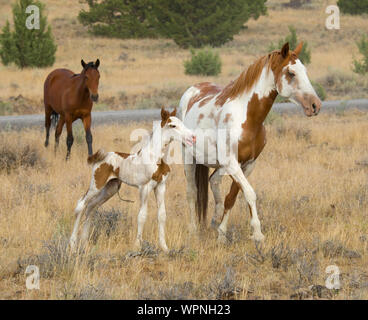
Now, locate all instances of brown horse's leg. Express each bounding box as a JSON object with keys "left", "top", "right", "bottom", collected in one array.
[
  {"left": 54, "top": 115, "right": 65, "bottom": 154},
  {"left": 44, "top": 106, "right": 52, "bottom": 147},
  {"left": 82, "top": 114, "right": 93, "bottom": 156},
  {"left": 65, "top": 115, "right": 74, "bottom": 161}
]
